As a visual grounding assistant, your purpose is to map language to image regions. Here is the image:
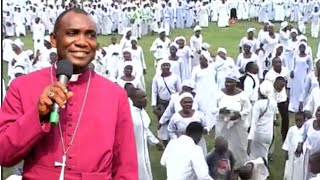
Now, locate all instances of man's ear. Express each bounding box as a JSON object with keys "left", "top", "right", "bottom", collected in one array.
[{"left": 50, "top": 32, "right": 57, "bottom": 48}]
